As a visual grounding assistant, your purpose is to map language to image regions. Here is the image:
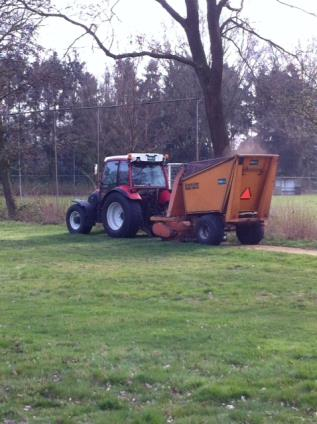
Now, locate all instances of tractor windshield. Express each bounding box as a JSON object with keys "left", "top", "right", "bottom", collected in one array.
[{"left": 132, "top": 163, "right": 166, "bottom": 187}]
